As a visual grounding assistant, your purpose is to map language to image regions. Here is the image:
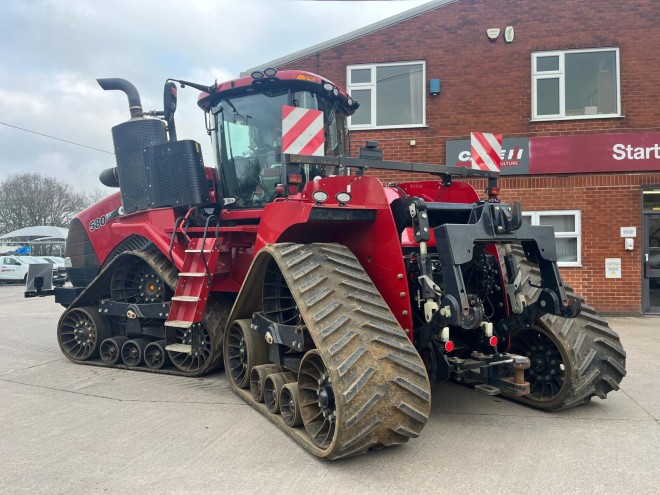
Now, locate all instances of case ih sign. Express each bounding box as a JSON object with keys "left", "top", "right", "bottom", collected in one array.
[
  {"left": 446, "top": 137, "right": 529, "bottom": 175},
  {"left": 446, "top": 131, "right": 660, "bottom": 175}
]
